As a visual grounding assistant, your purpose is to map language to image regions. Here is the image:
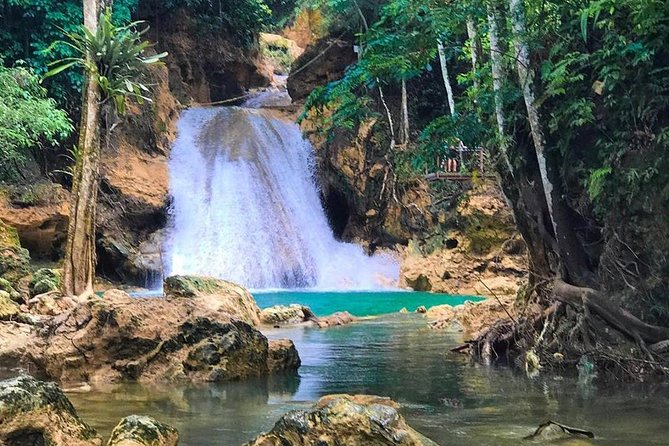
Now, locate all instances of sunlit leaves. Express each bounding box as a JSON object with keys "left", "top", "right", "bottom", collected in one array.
[
  {"left": 0, "top": 64, "right": 72, "bottom": 181},
  {"left": 44, "top": 8, "right": 167, "bottom": 115}
]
